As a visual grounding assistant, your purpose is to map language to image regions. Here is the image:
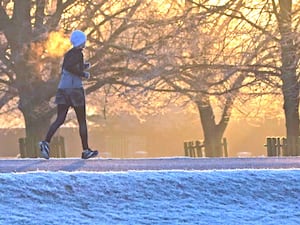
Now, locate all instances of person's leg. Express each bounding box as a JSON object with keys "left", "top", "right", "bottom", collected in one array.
[
  {"left": 73, "top": 105, "right": 89, "bottom": 150},
  {"left": 45, "top": 104, "right": 69, "bottom": 142},
  {"left": 72, "top": 89, "right": 98, "bottom": 159},
  {"left": 40, "top": 104, "right": 69, "bottom": 159}
]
